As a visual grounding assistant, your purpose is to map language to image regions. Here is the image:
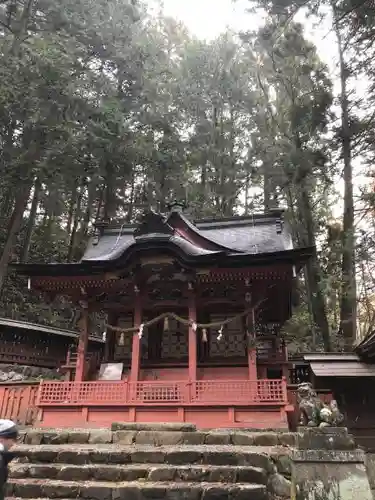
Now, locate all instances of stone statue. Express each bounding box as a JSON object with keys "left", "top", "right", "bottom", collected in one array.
[
  {"left": 297, "top": 382, "right": 324, "bottom": 427},
  {"left": 297, "top": 383, "right": 344, "bottom": 428},
  {"left": 328, "top": 399, "right": 344, "bottom": 426}
]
